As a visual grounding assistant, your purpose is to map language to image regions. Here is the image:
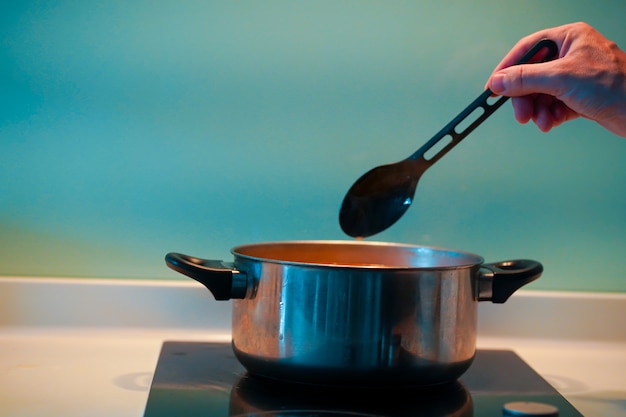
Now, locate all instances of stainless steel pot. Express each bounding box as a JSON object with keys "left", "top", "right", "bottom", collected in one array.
[{"left": 165, "top": 240, "right": 542, "bottom": 386}]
